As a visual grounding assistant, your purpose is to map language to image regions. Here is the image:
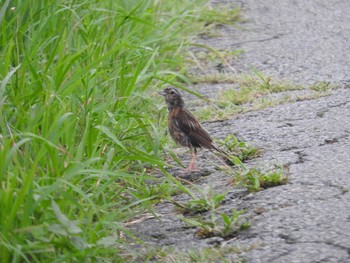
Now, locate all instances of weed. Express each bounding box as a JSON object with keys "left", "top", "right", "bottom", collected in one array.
[
  {"left": 191, "top": 72, "right": 337, "bottom": 122},
  {"left": 197, "top": 5, "right": 242, "bottom": 25},
  {"left": 186, "top": 4, "right": 242, "bottom": 41},
  {"left": 141, "top": 245, "right": 251, "bottom": 263},
  {"left": 221, "top": 210, "right": 250, "bottom": 238},
  {"left": 179, "top": 209, "right": 249, "bottom": 239},
  {"left": 128, "top": 176, "right": 179, "bottom": 201},
  {"left": 231, "top": 163, "right": 289, "bottom": 192},
  {"left": 217, "top": 134, "right": 259, "bottom": 162},
  {"left": 218, "top": 71, "right": 301, "bottom": 105},
  {"left": 181, "top": 192, "right": 226, "bottom": 214},
  {"left": 177, "top": 188, "right": 249, "bottom": 240},
  {"left": 193, "top": 103, "right": 239, "bottom": 121},
  {"left": 310, "top": 81, "right": 334, "bottom": 92}
]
